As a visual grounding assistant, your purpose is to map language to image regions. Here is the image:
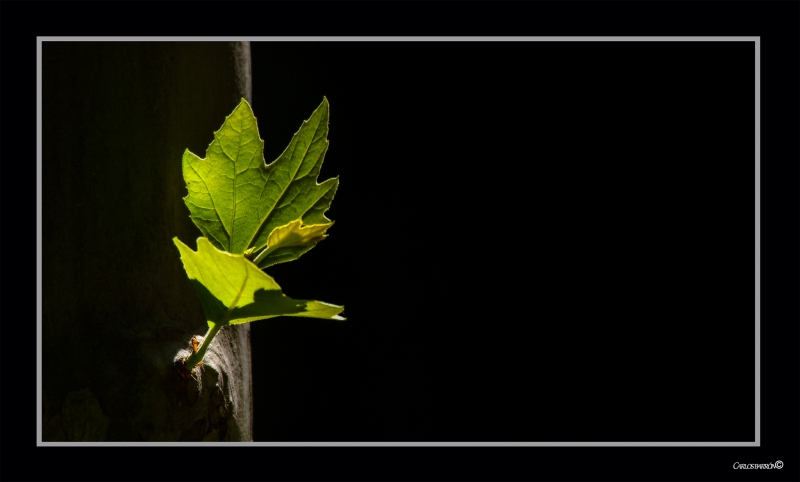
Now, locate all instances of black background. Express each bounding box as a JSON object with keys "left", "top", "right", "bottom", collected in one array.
[
  {"left": 2, "top": 1, "right": 798, "bottom": 481},
  {"left": 248, "top": 40, "right": 755, "bottom": 443}
]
